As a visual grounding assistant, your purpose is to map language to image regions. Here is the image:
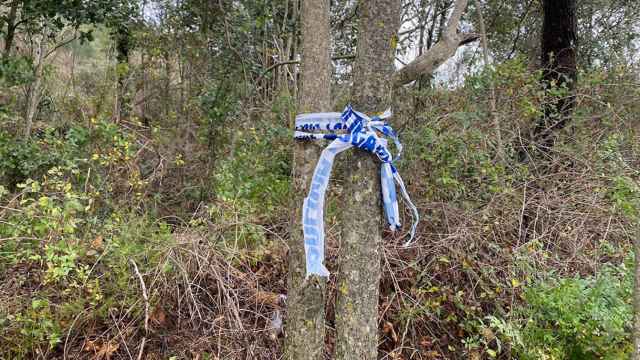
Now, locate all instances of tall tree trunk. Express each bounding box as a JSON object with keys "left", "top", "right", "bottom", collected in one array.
[
  {"left": 141, "top": 52, "right": 148, "bottom": 123},
  {"left": 284, "top": 0, "right": 331, "bottom": 359},
  {"left": 291, "top": 0, "right": 300, "bottom": 100},
  {"left": 416, "top": 0, "right": 433, "bottom": 90},
  {"left": 163, "top": 52, "right": 171, "bottom": 118},
  {"left": 533, "top": 0, "right": 577, "bottom": 154},
  {"left": 517, "top": 0, "right": 577, "bottom": 253},
  {"left": 335, "top": 1, "right": 400, "bottom": 359},
  {"left": 114, "top": 25, "right": 131, "bottom": 122}
]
